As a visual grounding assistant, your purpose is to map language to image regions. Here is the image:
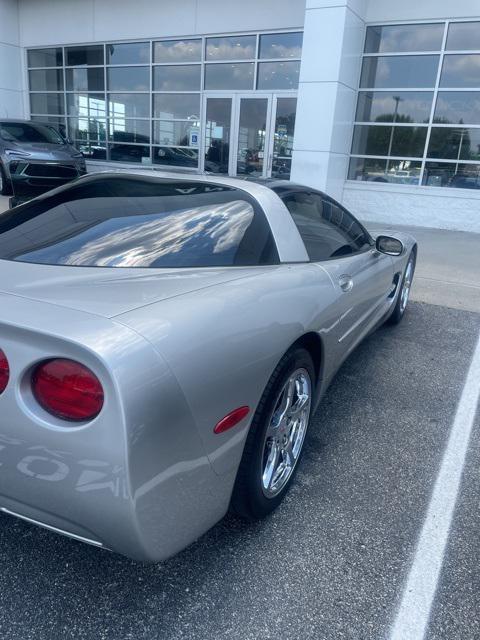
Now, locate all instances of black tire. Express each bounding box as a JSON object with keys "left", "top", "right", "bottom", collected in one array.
[
  {"left": 230, "top": 347, "right": 315, "bottom": 520},
  {"left": 0, "top": 163, "right": 12, "bottom": 196},
  {"left": 388, "top": 250, "right": 416, "bottom": 325}
]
